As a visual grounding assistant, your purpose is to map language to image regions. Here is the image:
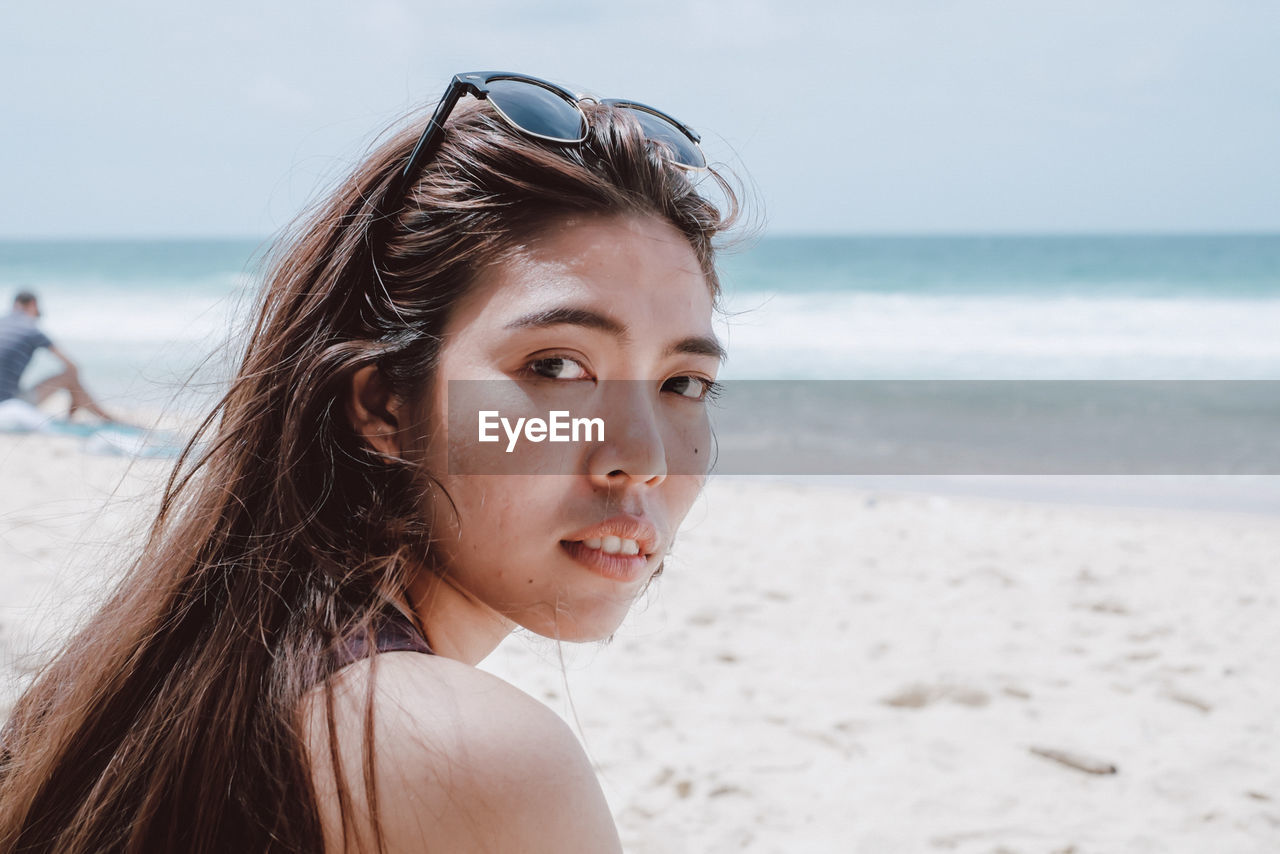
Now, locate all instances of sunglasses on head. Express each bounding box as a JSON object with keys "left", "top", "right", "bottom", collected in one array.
[{"left": 378, "top": 71, "right": 707, "bottom": 219}]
